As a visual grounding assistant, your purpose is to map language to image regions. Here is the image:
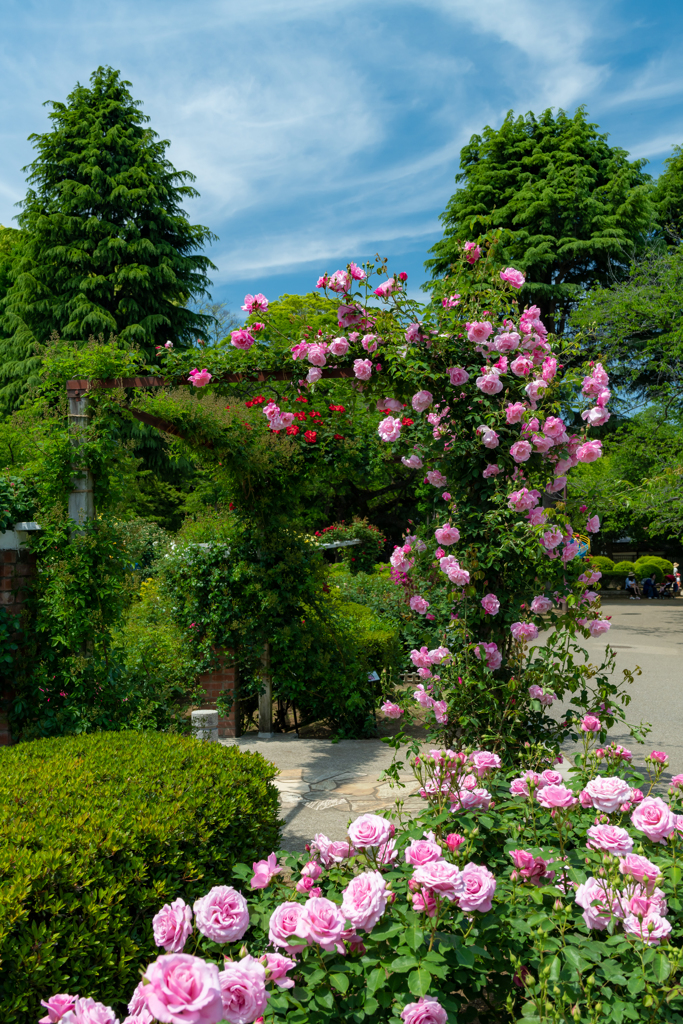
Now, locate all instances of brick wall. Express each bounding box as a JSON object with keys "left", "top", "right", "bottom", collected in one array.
[
  {"left": 0, "top": 549, "right": 37, "bottom": 745},
  {"left": 196, "top": 650, "right": 240, "bottom": 738}
]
